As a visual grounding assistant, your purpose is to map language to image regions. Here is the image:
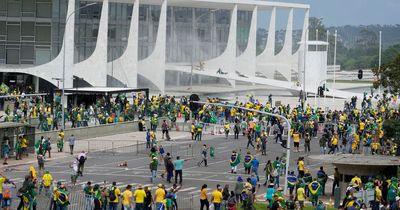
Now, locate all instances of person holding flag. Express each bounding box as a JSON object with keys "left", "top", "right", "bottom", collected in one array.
[
  {"left": 287, "top": 171, "right": 298, "bottom": 196},
  {"left": 243, "top": 151, "right": 253, "bottom": 175},
  {"left": 308, "top": 178, "right": 321, "bottom": 206},
  {"left": 230, "top": 150, "right": 241, "bottom": 174}
]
